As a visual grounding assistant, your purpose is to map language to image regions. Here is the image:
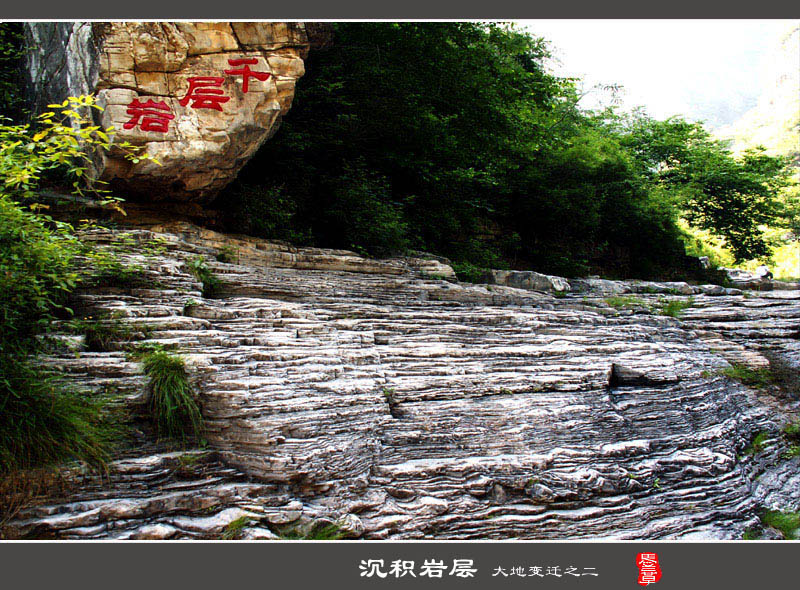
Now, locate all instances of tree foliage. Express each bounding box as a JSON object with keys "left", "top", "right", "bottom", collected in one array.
[
  {"left": 220, "top": 22, "right": 791, "bottom": 276},
  {"left": 613, "top": 112, "right": 791, "bottom": 262}
]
